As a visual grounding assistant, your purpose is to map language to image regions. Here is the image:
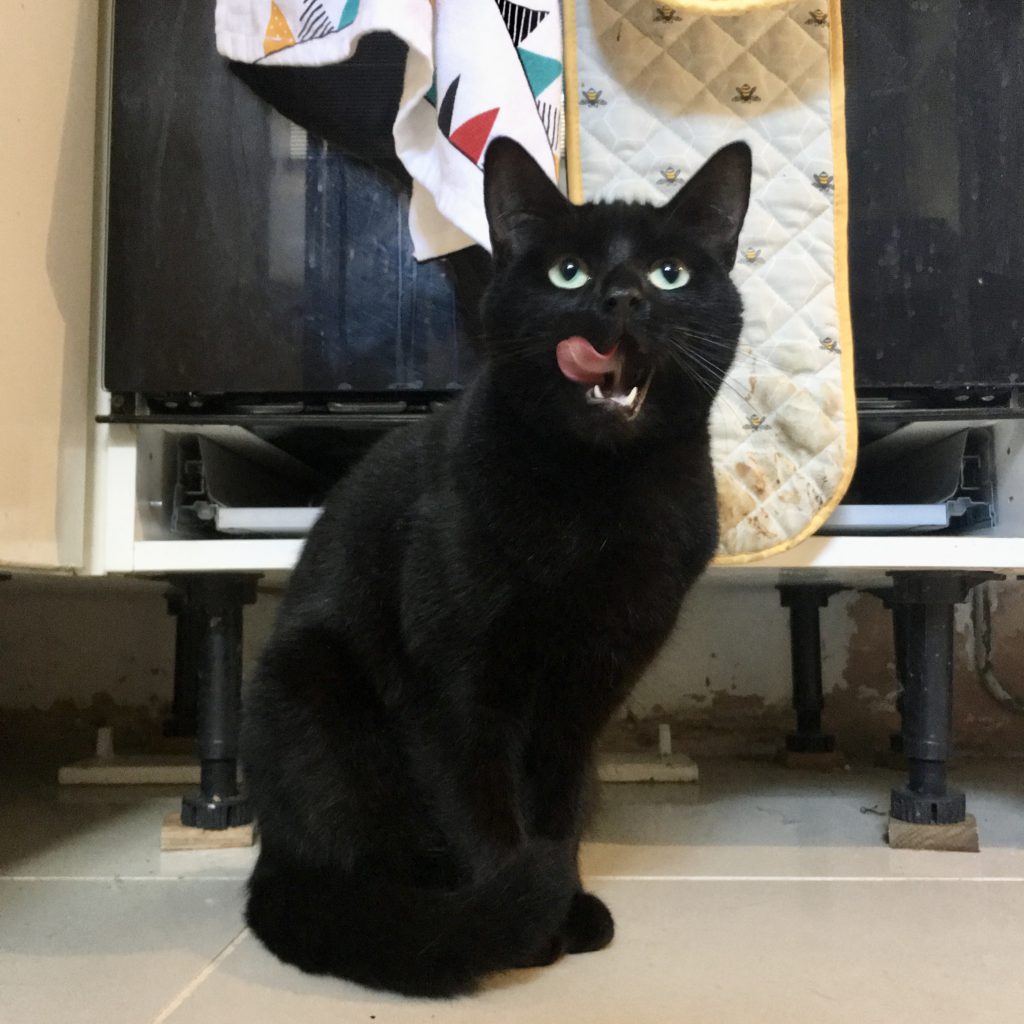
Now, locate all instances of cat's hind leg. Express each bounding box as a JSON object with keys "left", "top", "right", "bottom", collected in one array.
[{"left": 245, "top": 841, "right": 577, "bottom": 997}]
